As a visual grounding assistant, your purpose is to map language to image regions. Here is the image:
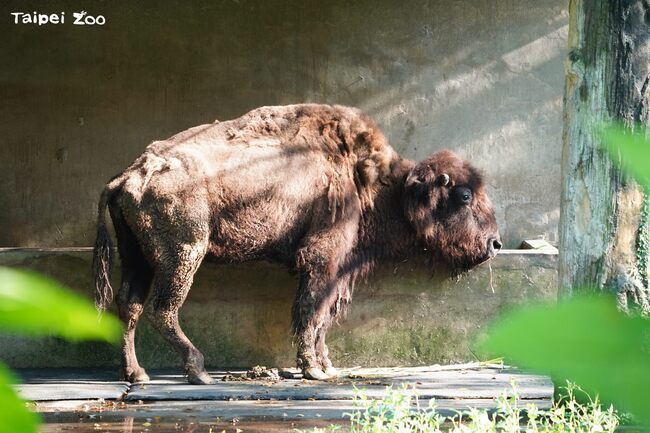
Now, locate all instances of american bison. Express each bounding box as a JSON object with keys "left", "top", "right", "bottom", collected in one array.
[{"left": 93, "top": 104, "right": 501, "bottom": 384}]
